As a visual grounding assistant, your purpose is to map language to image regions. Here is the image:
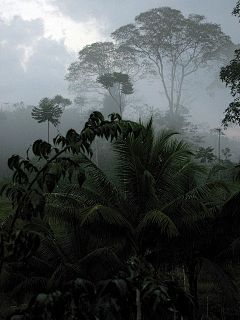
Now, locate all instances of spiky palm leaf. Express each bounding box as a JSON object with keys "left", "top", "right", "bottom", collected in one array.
[
  {"left": 221, "top": 189, "right": 240, "bottom": 219},
  {"left": 75, "top": 153, "right": 124, "bottom": 208},
  {"left": 137, "top": 210, "right": 179, "bottom": 239},
  {"left": 11, "top": 276, "right": 49, "bottom": 304},
  {"left": 78, "top": 246, "right": 124, "bottom": 281},
  {"left": 198, "top": 257, "right": 236, "bottom": 305},
  {"left": 0, "top": 262, "right": 27, "bottom": 292},
  {"left": 47, "top": 263, "right": 83, "bottom": 291}
]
